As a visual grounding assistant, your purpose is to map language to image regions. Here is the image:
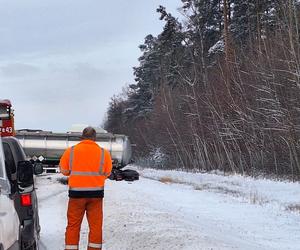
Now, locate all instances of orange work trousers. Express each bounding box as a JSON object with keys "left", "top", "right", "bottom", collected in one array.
[{"left": 65, "top": 198, "right": 103, "bottom": 250}]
